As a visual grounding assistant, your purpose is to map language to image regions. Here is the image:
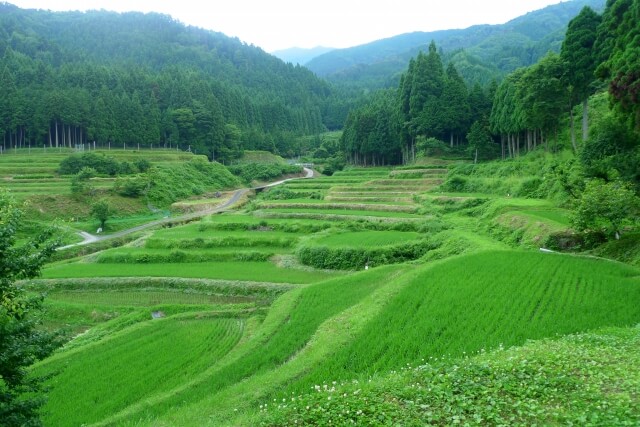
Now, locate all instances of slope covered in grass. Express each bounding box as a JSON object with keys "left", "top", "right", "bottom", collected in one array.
[
  {"left": 288, "top": 250, "right": 640, "bottom": 393},
  {"left": 146, "top": 158, "right": 241, "bottom": 207},
  {"left": 35, "top": 315, "right": 244, "bottom": 426},
  {"left": 76, "top": 250, "right": 640, "bottom": 426},
  {"left": 260, "top": 325, "right": 640, "bottom": 426}
]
